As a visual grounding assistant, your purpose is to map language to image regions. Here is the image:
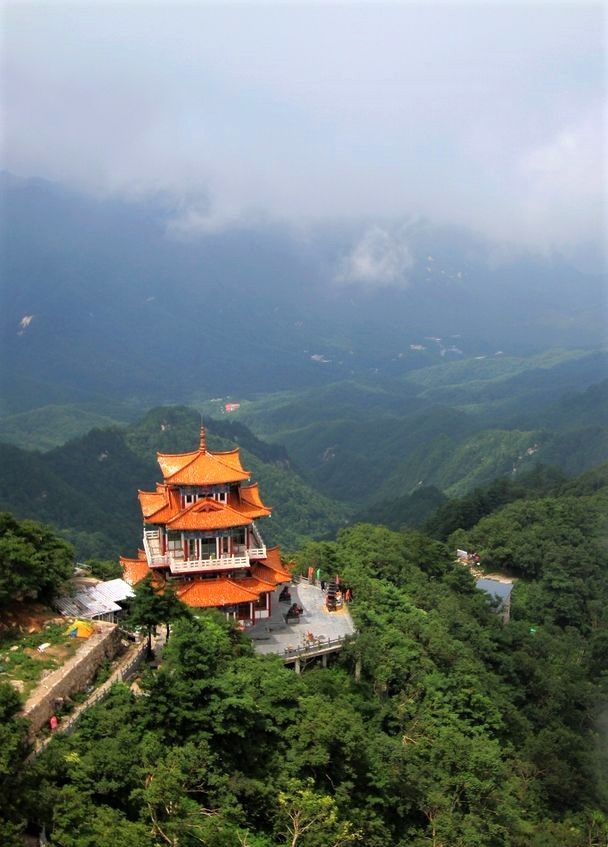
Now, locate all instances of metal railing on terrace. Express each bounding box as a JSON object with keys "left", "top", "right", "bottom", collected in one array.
[{"left": 282, "top": 635, "right": 349, "bottom": 660}]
